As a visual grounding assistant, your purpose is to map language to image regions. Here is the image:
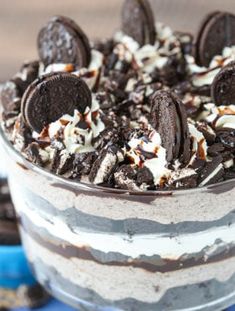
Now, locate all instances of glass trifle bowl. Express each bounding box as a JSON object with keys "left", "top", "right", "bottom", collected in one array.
[
  {"left": 0, "top": 127, "right": 234, "bottom": 311},
  {"left": 1, "top": 0, "right": 235, "bottom": 310}
]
